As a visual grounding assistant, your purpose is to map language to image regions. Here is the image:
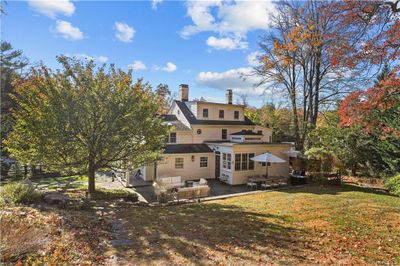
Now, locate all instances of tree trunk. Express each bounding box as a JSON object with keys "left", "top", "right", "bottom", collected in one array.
[
  {"left": 351, "top": 163, "right": 357, "bottom": 176},
  {"left": 88, "top": 159, "right": 96, "bottom": 196}
]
